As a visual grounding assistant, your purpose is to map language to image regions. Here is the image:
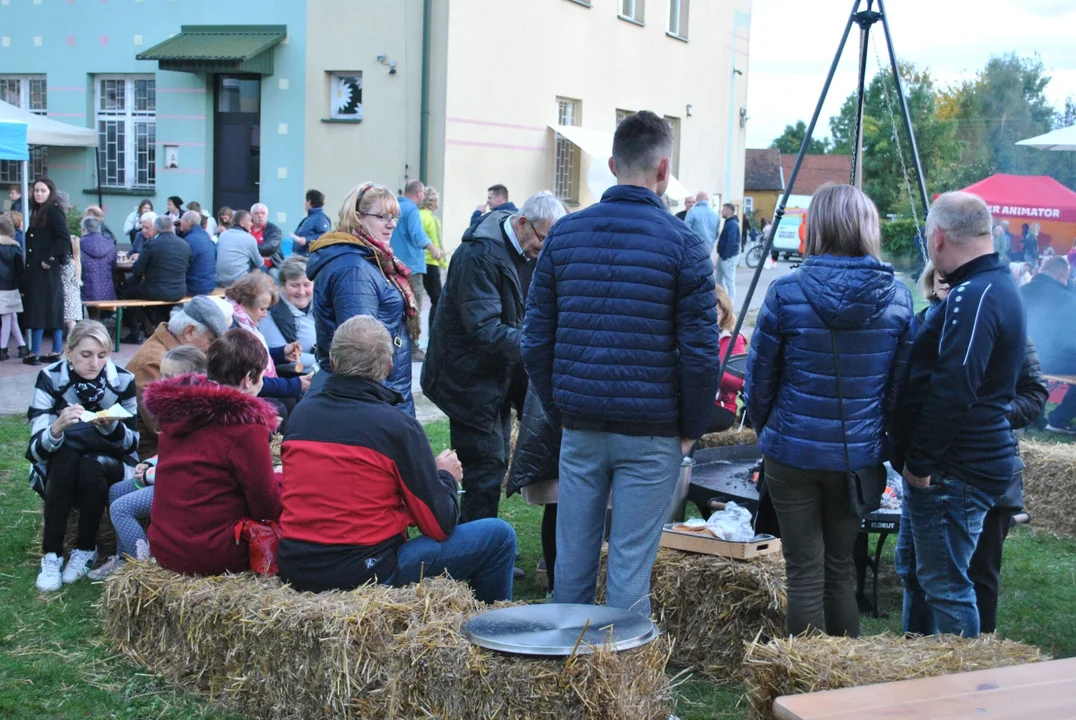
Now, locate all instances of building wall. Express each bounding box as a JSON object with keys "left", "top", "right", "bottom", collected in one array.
[
  {"left": 0, "top": 0, "right": 307, "bottom": 236},
  {"left": 303, "top": 0, "right": 431, "bottom": 217},
  {"left": 437, "top": 0, "right": 752, "bottom": 249},
  {"left": 745, "top": 189, "right": 781, "bottom": 224}
]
